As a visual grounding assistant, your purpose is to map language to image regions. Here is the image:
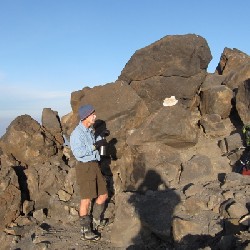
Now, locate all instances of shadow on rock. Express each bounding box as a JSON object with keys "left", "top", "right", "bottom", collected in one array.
[
  {"left": 126, "top": 170, "right": 180, "bottom": 249},
  {"left": 94, "top": 119, "right": 117, "bottom": 198}
]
